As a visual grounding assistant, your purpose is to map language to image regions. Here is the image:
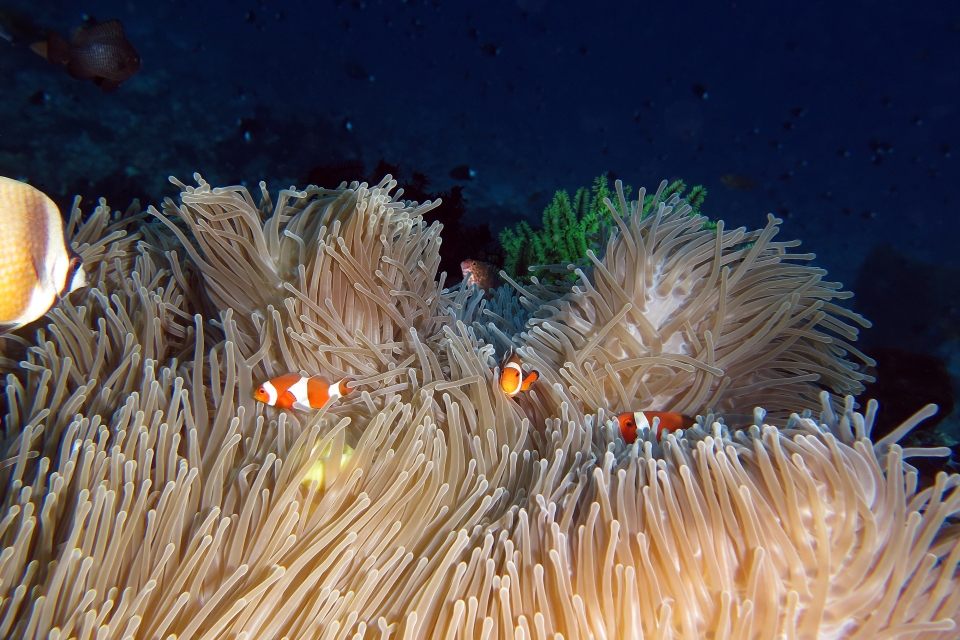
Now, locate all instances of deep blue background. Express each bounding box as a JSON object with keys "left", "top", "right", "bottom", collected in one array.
[{"left": 2, "top": 0, "right": 959, "bottom": 436}]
